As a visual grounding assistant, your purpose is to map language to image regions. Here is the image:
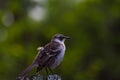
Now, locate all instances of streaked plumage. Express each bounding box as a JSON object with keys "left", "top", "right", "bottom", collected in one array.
[{"left": 17, "top": 34, "right": 69, "bottom": 80}]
